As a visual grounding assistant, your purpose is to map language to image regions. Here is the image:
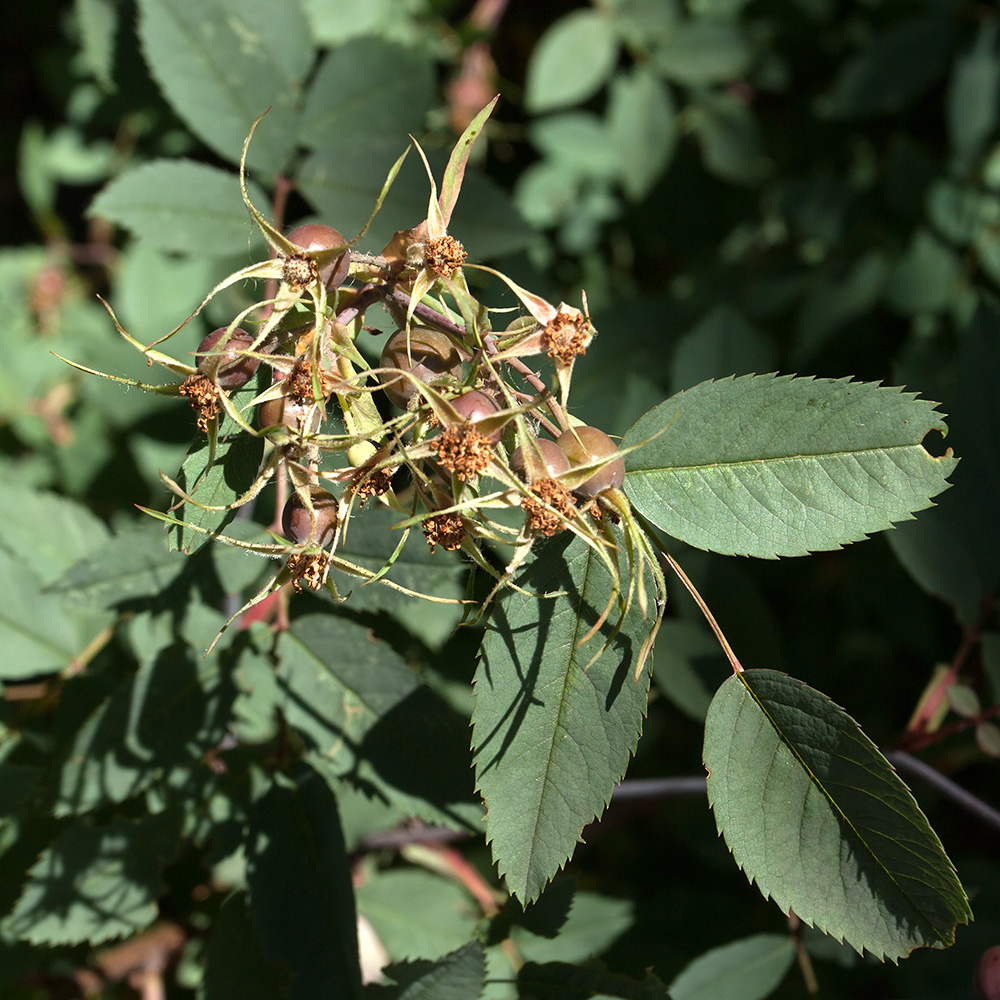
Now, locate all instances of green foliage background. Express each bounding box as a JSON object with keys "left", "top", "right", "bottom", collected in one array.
[{"left": 2, "top": 0, "right": 999, "bottom": 997}]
